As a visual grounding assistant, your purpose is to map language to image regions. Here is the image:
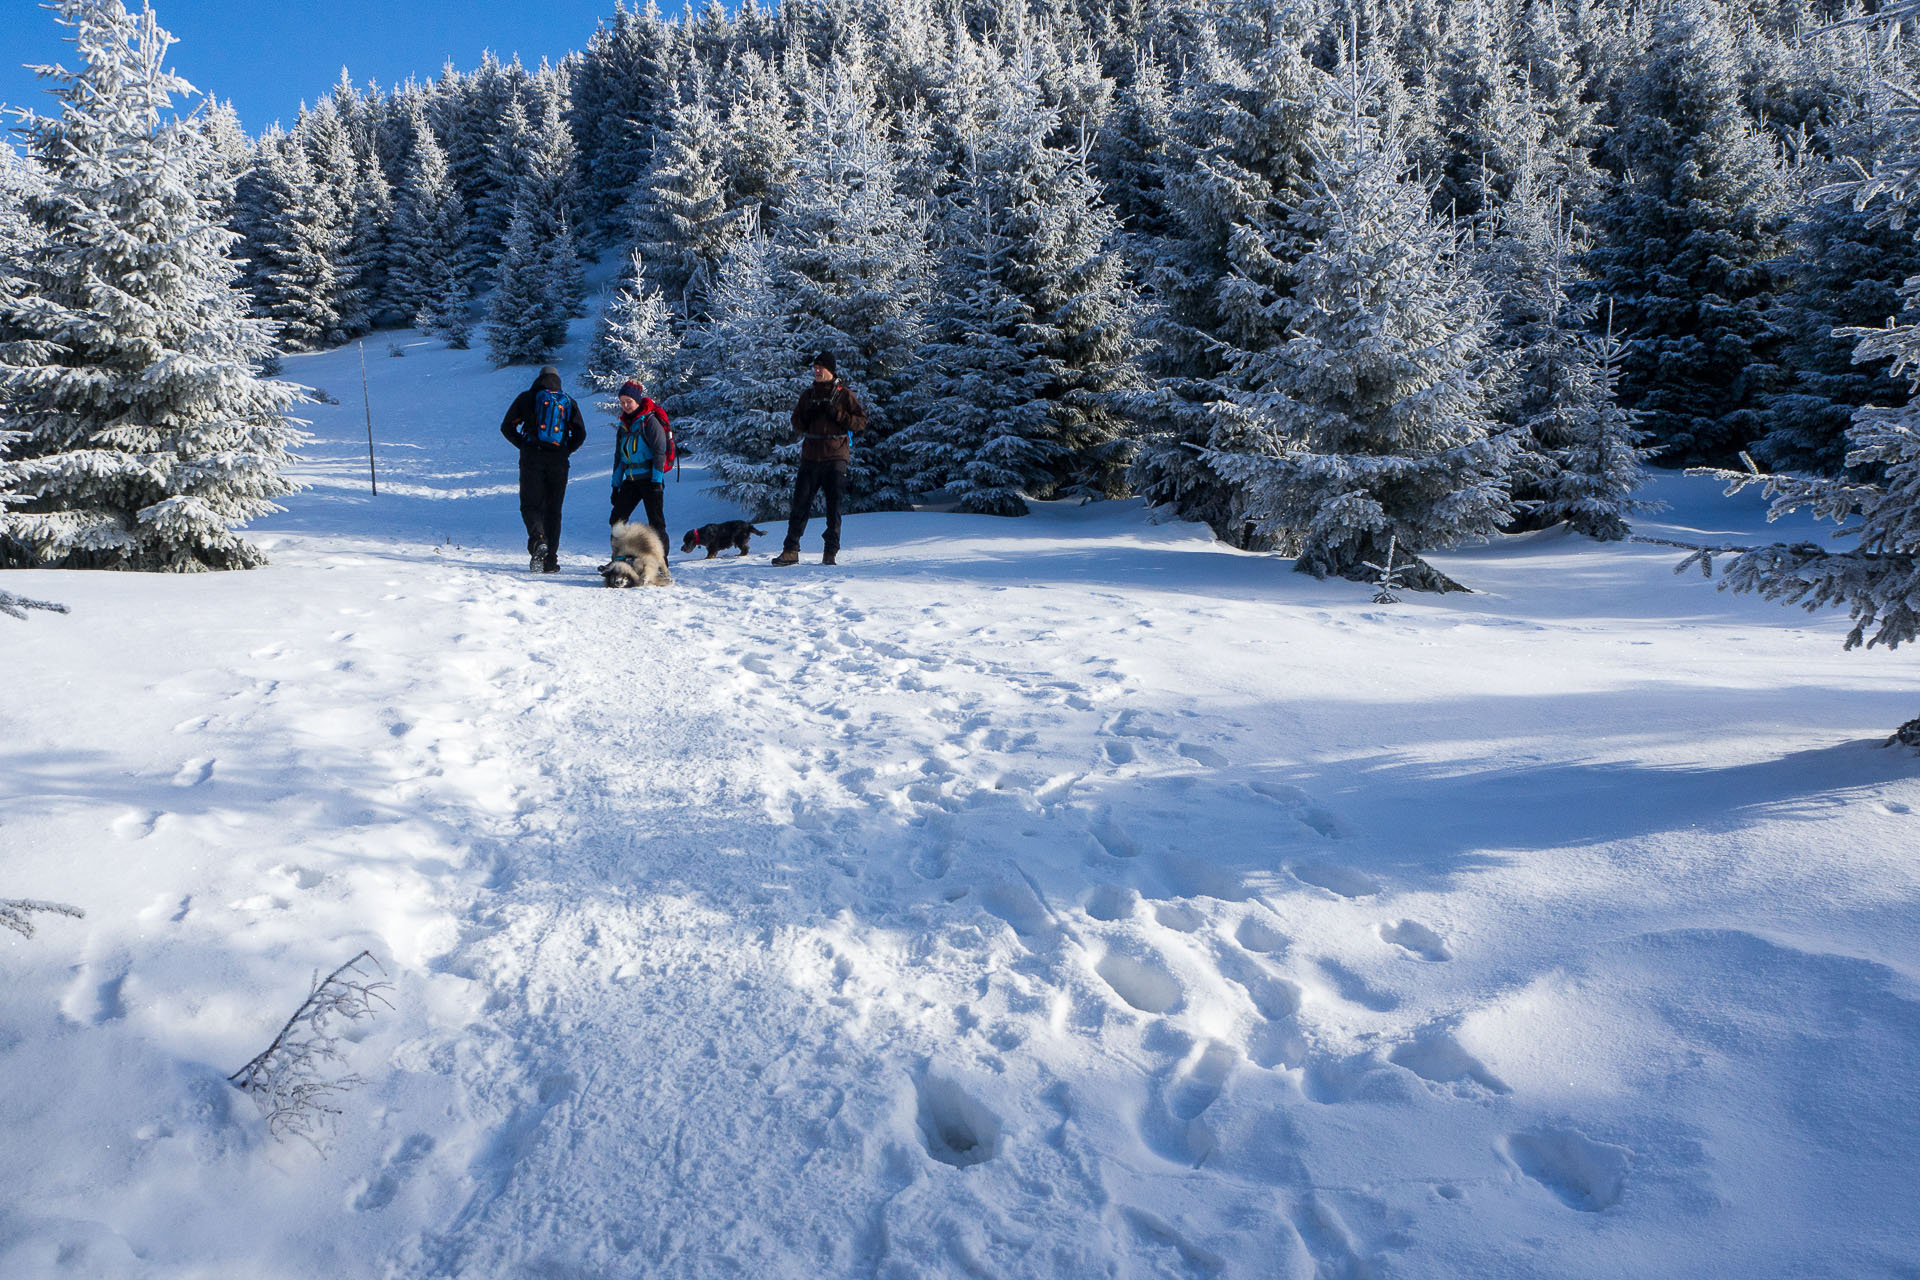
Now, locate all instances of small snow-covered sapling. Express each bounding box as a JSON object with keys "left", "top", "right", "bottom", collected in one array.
[
  {"left": 0, "top": 898, "right": 83, "bottom": 938},
  {"left": 229, "top": 950, "right": 393, "bottom": 1147}
]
